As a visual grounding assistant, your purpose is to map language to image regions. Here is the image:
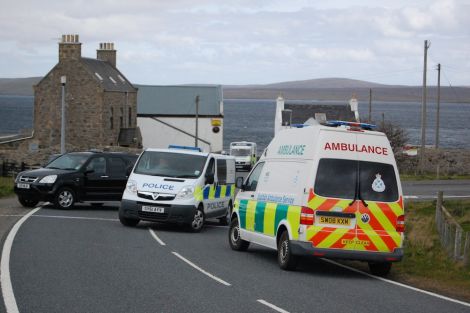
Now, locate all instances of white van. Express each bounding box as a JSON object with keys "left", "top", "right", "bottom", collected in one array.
[
  {"left": 120, "top": 146, "right": 236, "bottom": 232},
  {"left": 230, "top": 141, "right": 257, "bottom": 171},
  {"left": 229, "top": 121, "right": 404, "bottom": 276}
]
